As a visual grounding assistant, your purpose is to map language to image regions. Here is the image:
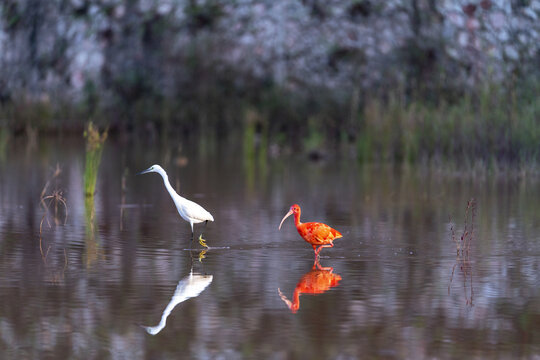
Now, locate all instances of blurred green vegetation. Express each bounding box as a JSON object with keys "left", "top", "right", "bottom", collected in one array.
[
  {"left": 356, "top": 81, "right": 540, "bottom": 165},
  {"left": 0, "top": 125, "right": 9, "bottom": 164},
  {"left": 0, "top": 68, "right": 538, "bottom": 168},
  {"left": 1, "top": 0, "right": 539, "bottom": 170},
  {"left": 83, "top": 122, "right": 108, "bottom": 197}
]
